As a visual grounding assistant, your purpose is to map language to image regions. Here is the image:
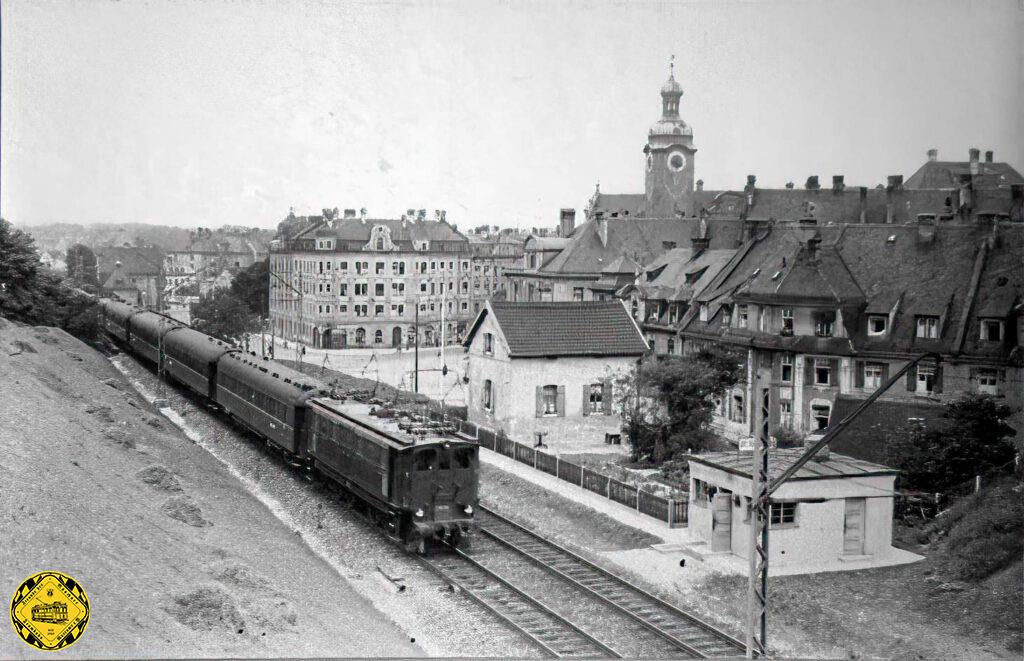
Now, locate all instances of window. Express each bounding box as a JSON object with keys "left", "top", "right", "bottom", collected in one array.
[
  {"left": 647, "top": 335, "right": 656, "bottom": 350},
  {"left": 814, "top": 316, "right": 834, "bottom": 337},
  {"left": 730, "top": 393, "right": 745, "bottom": 423},
  {"left": 737, "top": 304, "right": 749, "bottom": 329},
  {"left": 542, "top": 385, "right": 558, "bottom": 415},
  {"left": 781, "top": 308, "right": 793, "bottom": 334},
  {"left": 779, "top": 401, "right": 793, "bottom": 427},
  {"left": 340, "top": 261, "right": 348, "bottom": 271},
  {"left": 780, "top": 355, "right": 793, "bottom": 383},
  {"left": 864, "top": 363, "right": 883, "bottom": 389},
  {"left": 811, "top": 402, "right": 831, "bottom": 430},
  {"left": 376, "top": 261, "right": 385, "bottom": 274},
  {"left": 980, "top": 319, "right": 1004, "bottom": 342},
  {"left": 814, "top": 359, "right": 831, "bottom": 386},
  {"left": 375, "top": 283, "right": 385, "bottom": 296},
  {"left": 482, "top": 379, "right": 493, "bottom": 411},
  {"left": 483, "top": 332, "right": 493, "bottom": 355},
  {"left": 376, "top": 237, "right": 385, "bottom": 250},
  {"left": 415, "top": 449, "right": 436, "bottom": 471},
  {"left": 339, "top": 284, "right": 347, "bottom": 296},
  {"left": 453, "top": 447, "right": 474, "bottom": 469},
  {"left": 977, "top": 369, "right": 999, "bottom": 395},
  {"left": 573, "top": 287, "right": 584, "bottom": 302},
  {"left": 374, "top": 329, "right": 383, "bottom": 344},
  {"left": 916, "top": 316, "right": 939, "bottom": 339},
  {"left": 699, "top": 304, "right": 708, "bottom": 322},
  {"left": 868, "top": 315, "right": 887, "bottom": 336},
  {"left": 326, "top": 283, "right": 331, "bottom": 293},
  {"left": 588, "top": 383, "right": 603, "bottom": 412},
  {"left": 692, "top": 479, "right": 712, "bottom": 508},
  {"left": 375, "top": 304, "right": 385, "bottom": 316},
  {"left": 667, "top": 338, "right": 675, "bottom": 355},
  {"left": 917, "top": 366, "right": 936, "bottom": 393},
  {"left": 355, "top": 283, "right": 368, "bottom": 296},
  {"left": 770, "top": 502, "right": 797, "bottom": 526}
]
